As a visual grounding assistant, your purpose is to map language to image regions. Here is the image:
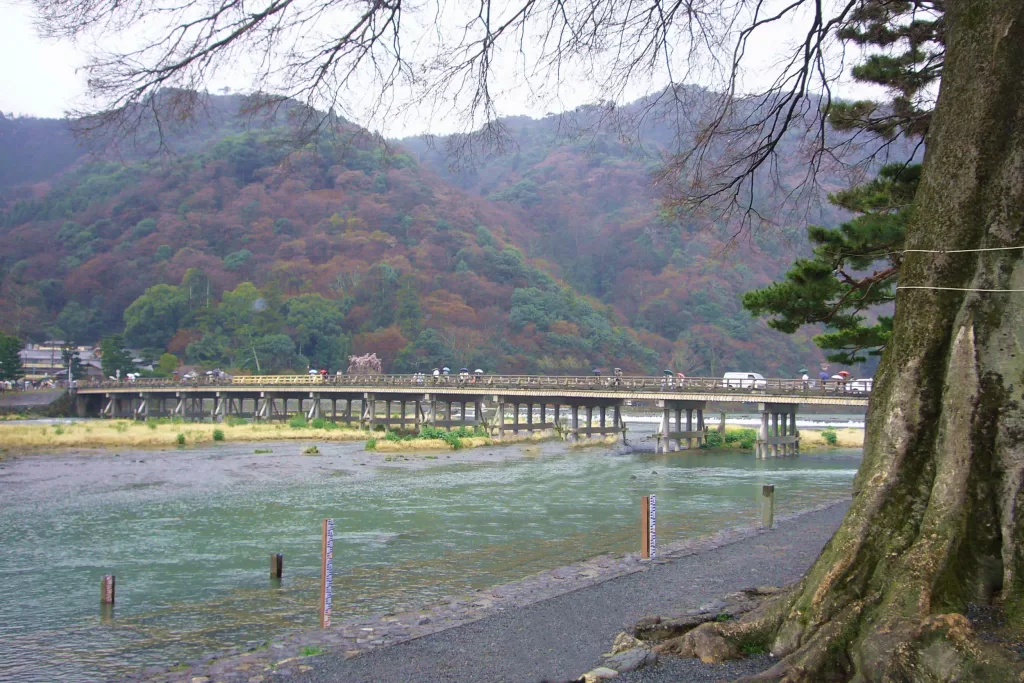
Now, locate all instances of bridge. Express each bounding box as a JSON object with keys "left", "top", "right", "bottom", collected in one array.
[{"left": 74, "top": 374, "right": 871, "bottom": 458}]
